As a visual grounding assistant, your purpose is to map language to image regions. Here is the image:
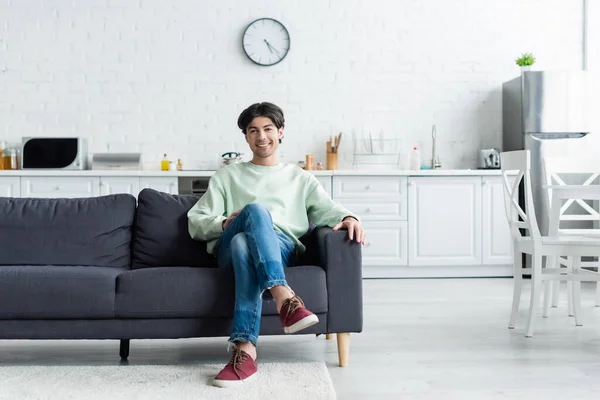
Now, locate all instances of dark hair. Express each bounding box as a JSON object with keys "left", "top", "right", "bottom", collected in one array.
[{"left": 237, "top": 102, "right": 285, "bottom": 143}]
